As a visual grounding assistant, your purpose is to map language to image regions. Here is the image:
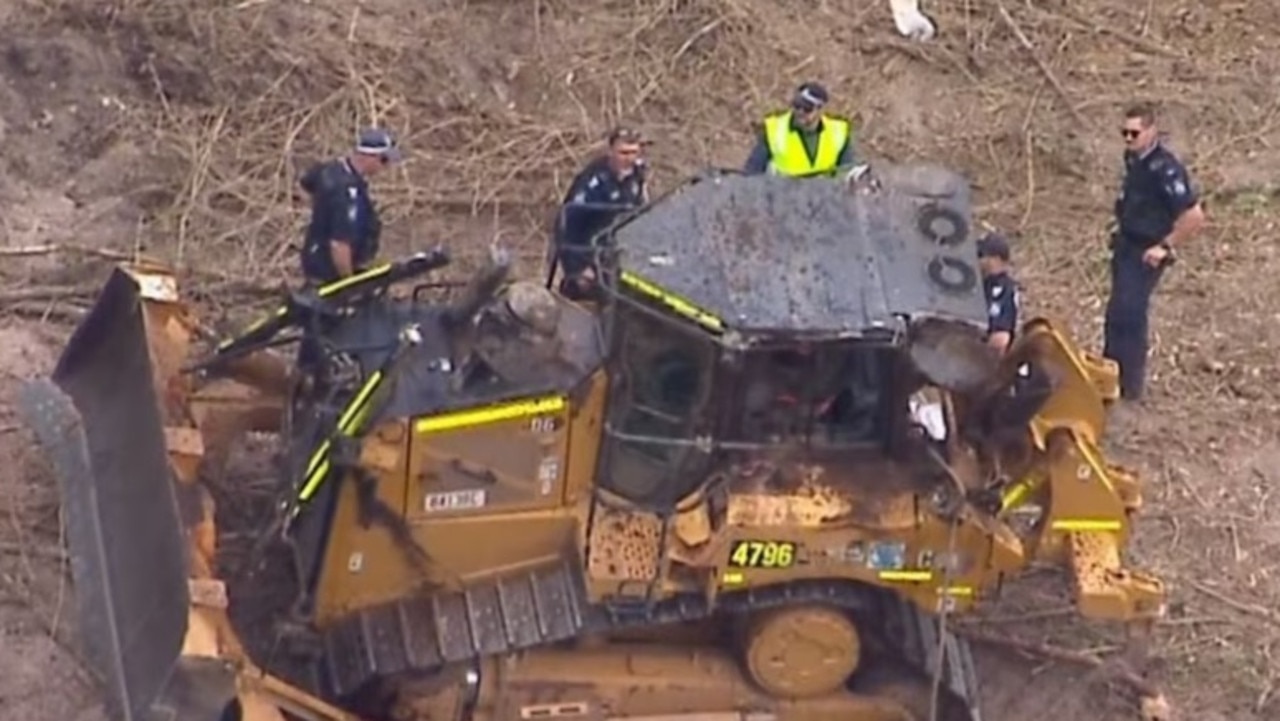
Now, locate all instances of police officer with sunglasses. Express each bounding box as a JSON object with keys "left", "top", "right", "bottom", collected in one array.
[
  {"left": 1105, "top": 103, "right": 1205, "bottom": 403},
  {"left": 298, "top": 127, "right": 402, "bottom": 286}
]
